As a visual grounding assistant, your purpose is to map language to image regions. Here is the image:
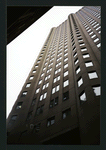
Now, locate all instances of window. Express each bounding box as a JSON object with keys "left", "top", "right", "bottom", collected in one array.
[
  {"left": 64, "top": 71, "right": 68, "bottom": 77},
  {"left": 77, "top": 77, "right": 83, "bottom": 87},
  {"left": 26, "top": 83, "right": 31, "bottom": 88},
  {"left": 88, "top": 71, "right": 98, "bottom": 79},
  {"left": 64, "top": 64, "right": 68, "bottom": 69},
  {"left": 16, "top": 102, "right": 23, "bottom": 109},
  {"left": 76, "top": 67, "right": 81, "bottom": 74},
  {"left": 83, "top": 53, "right": 90, "bottom": 58},
  {"left": 64, "top": 58, "right": 68, "bottom": 62},
  {"left": 43, "top": 67, "right": 46, "bottom": 71},
  {"left": 35, "top": 65, "right": 38, "bottom": 68},
  {"left": 41, "top": 73, "right": 44, "bottom": 77},
  {"left": 40, "top": 92, "right": 47, "bottom": 101},
  {"left": 45, "top": 62, "right": 48, "bottom": 66},
  {"left": 56, "top": 62, "right": 61, "bottom": 68},
  {"left": 45, "top": 75, "right": 51, "bottom": 81},
  {"left": 64, "top": 48, "right": 68, "bottom": 52},
  {"left": 79, "top": 91, "right": 87, "bottom": 102},
  {"left": 80, "top": 43, "right": 85, "bottom": 46},
  {"left": 52, "top": 85, "right": 60, "bottom": 94},
  {"left": 78, "top": 39, "right": 83, "bottom": 42},
  {"left": 47, "top": 68, "right": 52, "bottom": 73},
  {"left": 21, "top": 91, "right": 27, "bottom": 97},
  {"left": 91, "top": 34, "right": 96, "bottom": 38},
  {"left": 73, "top": 47, "right": 76, "bottom": 52},
  {"left": 53, "top": 76, "right": 60, "bottom": 83},
  {"left": 39, "top": 56, "right": 42, "bottom": 59},
  {"left": 62, "top": 108, "right": 71, "bottom": 119},
  {"left": 93, "top": 23, "right": 99, "bottom": 28},
  {"left": 47, "top": 116, "right": 55, "bottom": 127},
  {"left": 36, "top": 88, "right": 40, "bottom": 94},
  {"left": 38, "top": 80, "right": 42, "bottom": 85},
  {"left": 29, "top": 76, "right": 34, "bottom": 80},
  {"left": 32, "top": 70, "right": 36, "bottom": 73},
  {"left": 96, "top": 26, "right": 101, "bottom": 31},
  {"left": 87, "top": 29, "right": 91, "bottom": 32},
  {"left": 94, "top": 38, "right": 99, "bottom": 43},
  {"left": 31, "top": 98, "right": 36, "bottom": 106},
  {"left": 50, "top": 58, "right": 54, "bottom": 62},
  {"left": 81, "top": 47, "right": 87, "bottom": 52},
  {"left": 86, "top": 26, "right": 89, "bottom": 30},
  {"left": 42, "top": 83, "right": 49, "bottom": 90},
  {"left": 64, "top": 53, "right": 68, "bottom": 57},
  {"left": 85, "top": 61, "right": 93, "bottom": 67},
  {"left": 49, "top": 97, "right": 58, "bottom": 108},
  {"left": 57, "top": 57, "right": 62, "bottom": 62},
  {"left": 63, "top": 80, "right": 69, "bottom": 87},
  {"left": 92, "top": 85, "right": 101, "bottom": 96},
  {"left": 26, "top": 111, "right": 32, "bottom": 121},
  {"left": 8, "top": 115, "right": 17, "bottom": 126},
  {"left": 36, "top": 105, "right": 44, "bottom": 115},
  {"left": 58, "top": 52, "right": 62, "bottom": 57},
  {"left": 97, "top": 43, "right": 101, "bottom": 48},
  {"left": 33, "top": 123, "right": 41, "bottom": 132},
  {"left": 74, "top": 58, "right": 79, "bottom": 65},
  {"left": 55, "top": 68, "right": 61, "bottom": 74},
  {"left": 48, "top": 63, "right": 53, "bottom": 67},
  {"left": 89, "top": 31, "right": 93, "bottom": 35},
  {"left": 63, "top": 91, "right": 69, "bottom": 101},
  {"left": 37, "top": 60, "right": 40, "bottom": 63},
  {"left": 73, "top": 52, "right": 77, "bottom": 58},
  {"left": 98, "top": 31, "right": 101, "bottom": 34}
]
